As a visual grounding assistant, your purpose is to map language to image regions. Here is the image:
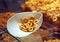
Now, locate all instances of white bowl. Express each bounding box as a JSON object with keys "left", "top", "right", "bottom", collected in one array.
[{"left": 7, "top": 12, "right": 43, "bottom": 37}]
